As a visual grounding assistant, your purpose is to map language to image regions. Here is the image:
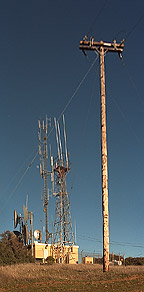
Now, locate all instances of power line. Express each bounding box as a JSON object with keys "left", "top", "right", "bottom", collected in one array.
[
  {"left": 114, "top": 15, "right": 144, "bottom": 43},
  {"left": 5, "top": 10, "right": 142, "bottom": 212},
  {"left": 86, "top": 0, "right": 109, "bottom": 37},
  {"left": 77, "top": 234, "right": 144, "bottom": 249},
  {"left": 125, "top": 15, "right": 144, "bottom": 41},
  {"left": 120, "top": 56, "right": 144, "bottom": 107},
  {"left": 83, "top": 40, "right": 144, "bottom": 149},
  {"left": 57, "top": 55, "right": 99, "bottom": 122},
  {"left": 78, "top": 234, "right": 102, "bottom": 243},
  {"left": 1, "top": 56, "right": 98, "bottom": 212},
  {"left": 1, "top": 149, "right": 37, "bottom": 197},
  {"left": 110, "top": 241, "right": 144, "bottom": 249},
  {"left": 106, "top": 85, "right": 143, "bottom": 146},
  {"left": 70, "top": 68, "right": 98, "bottom": 194},
  {"left": 104, "top": 55, "right": 144, "bottom": 148},
  {"left": 0, "top": 150, "right": 38, "bottom": 213}
]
